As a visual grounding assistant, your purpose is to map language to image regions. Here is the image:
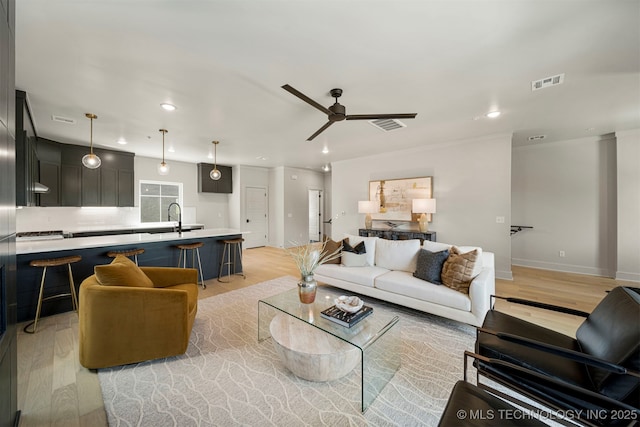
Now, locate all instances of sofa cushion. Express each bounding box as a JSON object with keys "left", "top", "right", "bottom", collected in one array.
[
  {"left": 413, "top": 248, "right": 449, "bottom": 284},
  {"left": 441, "top": 246, "right": 479, "bottom": 294},
  {"left": 375, "top": 270, "right": 471, "bottom": 311},
  {"left": 345, "top": 234, "right": 377, "bottom": 266},
  {"left": 94, "top": 255, "right": 154, "bottom": 288},
  {"left": 321, "top": 238, "right": 343, "bottom": 264},
  {"left": 375, "top": 238, "right": 421, "bottom": 272},
  {"left": 315, "top": 264, "right": 388, "bottom": 288},
  {"left": 342, "top": 251, "right": 368, "bottom": 267},
  {"left": 423, "top": 240, "right": 452, "bottom": 253}
]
